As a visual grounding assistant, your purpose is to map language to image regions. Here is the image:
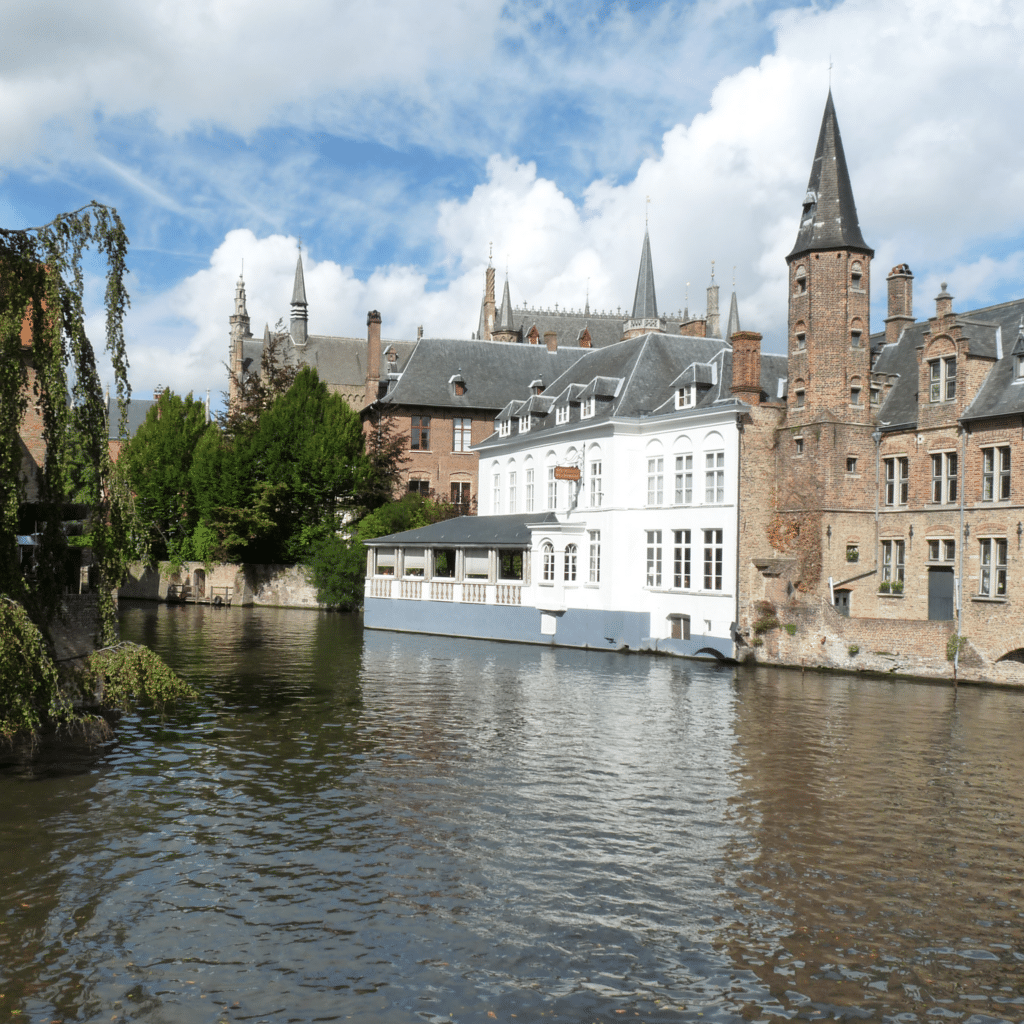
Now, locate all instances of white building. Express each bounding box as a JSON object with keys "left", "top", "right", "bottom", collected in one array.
[{"left": 364, "top": 329, "right": 787, "bottom": 659}]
